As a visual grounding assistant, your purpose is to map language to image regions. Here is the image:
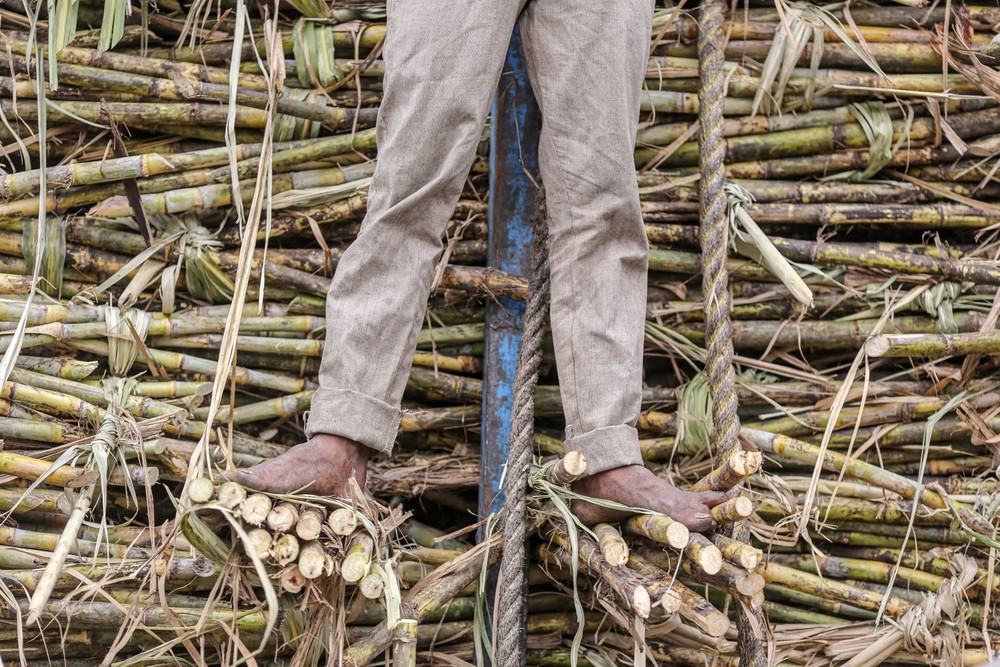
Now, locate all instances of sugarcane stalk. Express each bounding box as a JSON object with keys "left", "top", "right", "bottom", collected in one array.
[
  {"left": 618, "top": 552, "right": 682, "bottom": 612},
  {"left": 547, "top": 529, "right": 651, "bottom": 619},
  {"left": 246, "top": 528, "right": 272, "bottom": 559},
  {"left": 665, "top": 578, "right": 731, "bottom": 637},
  {"left": 768, "top": 554, "right": 948, "bottom": 594},
  {"left": 761, "top": 562, "right": 912, "bottom": 616},
  {"left": 392, "top": 619, "right": 418, "bottom": 667},
  {"left": 186, "top": 476, "right": 214, "bottom": 504},
  {"left": 624, "top": 514, "right": 690, "bottom": 549},
  {"left": 632, "top": 546, "right": 764, "bottom": 597},
  {"left": 711, "top": 534, "right": 762, "bottom": 571},
  {"left": 742, "top": 428, "right": 992, "bottom": 534},
  {"left": 682, "top": 534, "right": 724, "bottom": 576},
  {"left": 764, "top": 583, "right": 877, "bottom": 620},
  {"left": 216, "top": 482, "right": 247, "bottom": 509},
  {"left": 867, "top": 330, "right": 1000, "bottom": 358},
  {"left": 690, "top": 449, "right": 762, "bottom": 492},
  {"left": 594, "top": 523, "right": 628, "bottom": 568},
  {"left": 342, "top": 537, "right": 500, "bottom": 666},
  {"left": 342, "top": 533, "right": 374, "bottom": 583},
  {"left": 710, "top": 496, "right": 754, "bottom": 523},
  {"left": 266, "top": 503, "right": 300, "bottom": 532},
  {"left": 541, "top": 451, "right": 588, "bottom": 487},
  {"left": 279, "top": 565, "right": 306, "bottom": 594},
  {"left": 0, "top": 451, "right": 97, "bottom": 488},
  {"left": 359, "top": 572, "right": 384, "bottom": 600},
  {"left": 24, "top": 483, "right": 94, "bottom": 625}
]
